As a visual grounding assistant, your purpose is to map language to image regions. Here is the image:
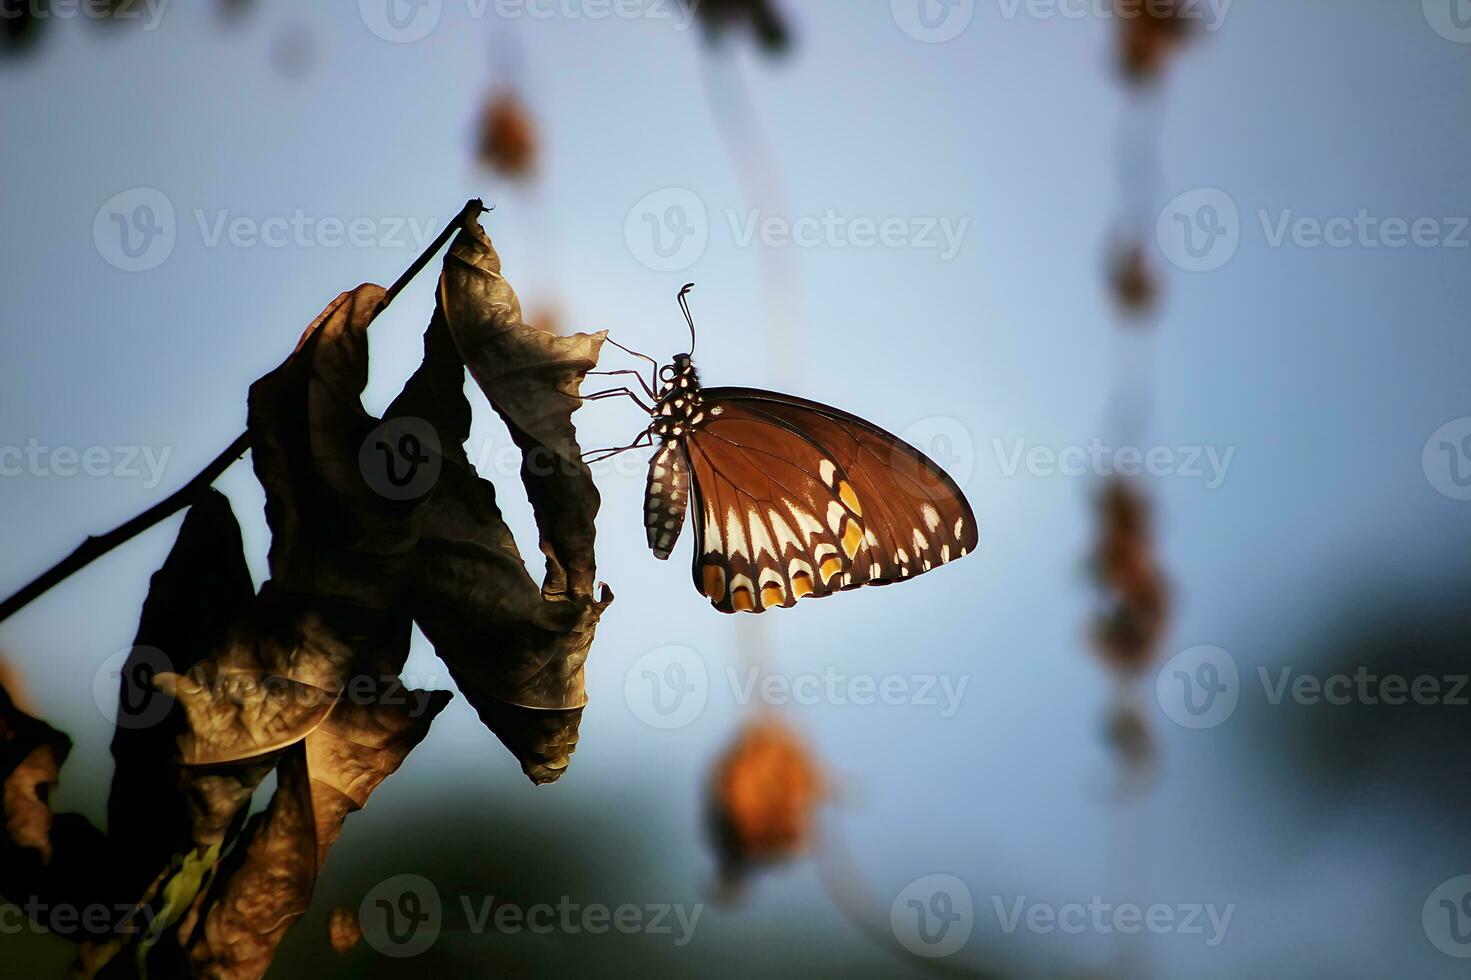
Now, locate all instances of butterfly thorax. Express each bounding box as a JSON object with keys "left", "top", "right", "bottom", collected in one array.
[{"left": 651, "top": 354, "right": 714, "bottom": 442}]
